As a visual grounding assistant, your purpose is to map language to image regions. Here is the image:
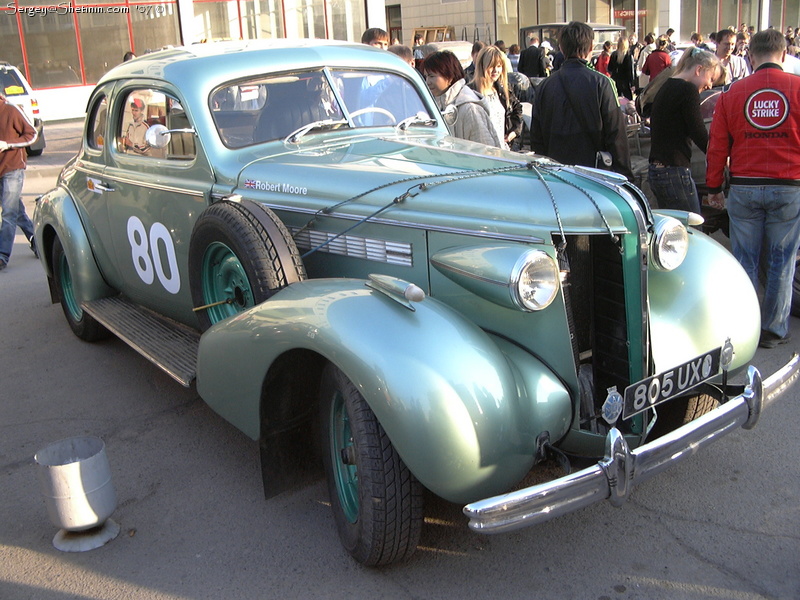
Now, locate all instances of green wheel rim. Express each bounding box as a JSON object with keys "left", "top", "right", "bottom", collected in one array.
[
  {"left": 330, "top": 391, "right": 359, "bottom": 524},
  {"left": 59, "top": 251, "right": 82, "bottom": 322},
  {"left": 200, "top": 241, "right": 255, "bottom": 324}
]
